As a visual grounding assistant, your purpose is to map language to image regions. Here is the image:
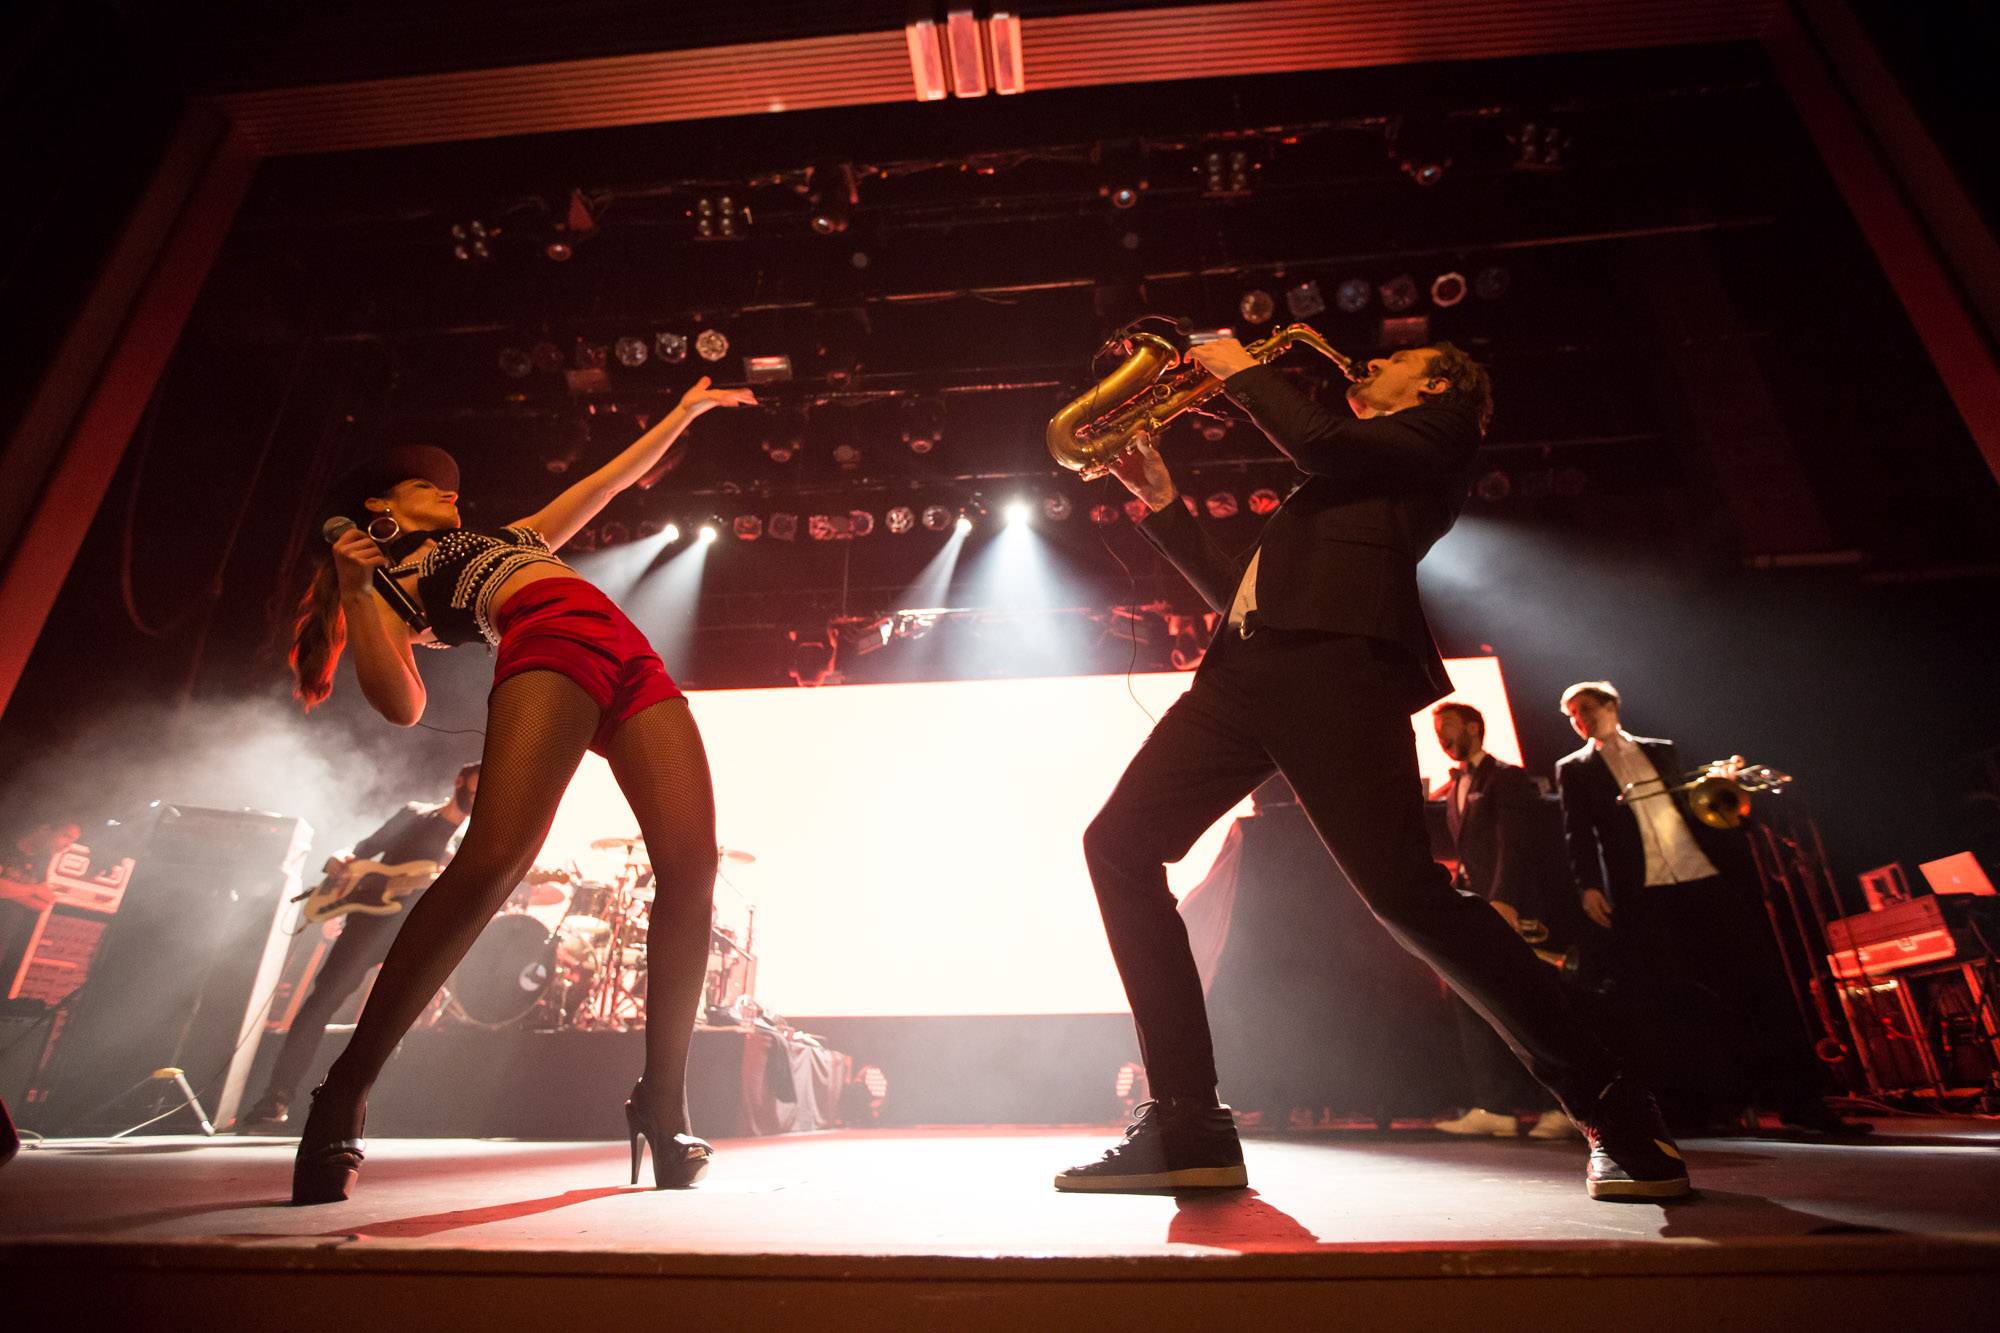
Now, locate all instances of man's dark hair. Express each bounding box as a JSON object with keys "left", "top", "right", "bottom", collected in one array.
[
  {"left": 1431, "top": 701, "right": 1485, "bottom": 735},
  {"left": 1423, "top": 343, "right": 1493, "bottom": 436}
]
